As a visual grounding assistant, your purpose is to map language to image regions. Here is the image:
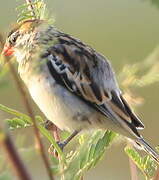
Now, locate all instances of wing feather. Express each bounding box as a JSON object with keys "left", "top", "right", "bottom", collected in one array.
[{"left": 45, "top": 33, "right": 144, "bottom": 133}]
